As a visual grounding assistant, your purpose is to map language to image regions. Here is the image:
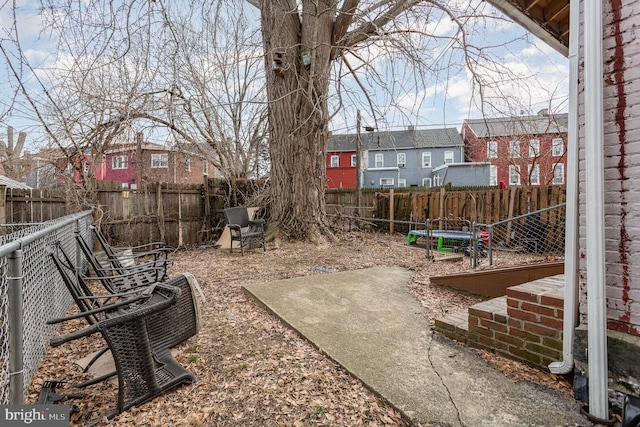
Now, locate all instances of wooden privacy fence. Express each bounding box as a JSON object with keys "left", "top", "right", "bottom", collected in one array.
[
  {"left": 0, "top": 180, "right": 566, "bottom": 247},
  {"left": 2, "top": 187, "right": 69, "bottom": 224},
  {"left": 375, "top": 185, "right": 566, "bottom": 233},
  {"left": 94, "top": 181, "right": 205, "bottom": 248}
]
